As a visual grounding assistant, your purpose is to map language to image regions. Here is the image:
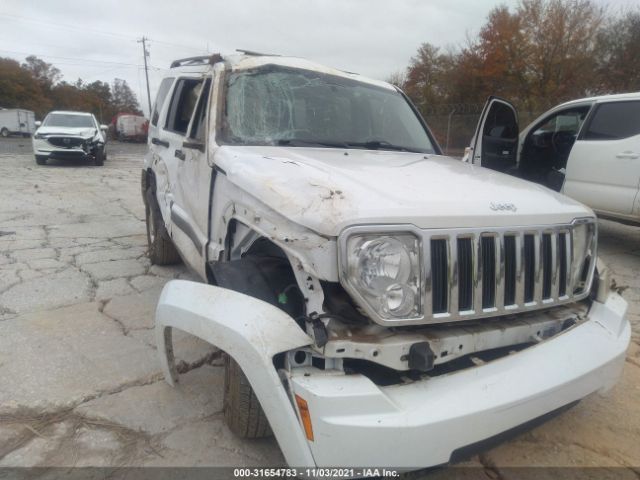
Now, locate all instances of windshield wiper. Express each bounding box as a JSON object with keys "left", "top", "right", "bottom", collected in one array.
[
  {"left": 346, "top": 140, "right": 422, "bottom": 153},
  {"left": 275, "top": 138, "right": 349, "bottom": 149}
]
